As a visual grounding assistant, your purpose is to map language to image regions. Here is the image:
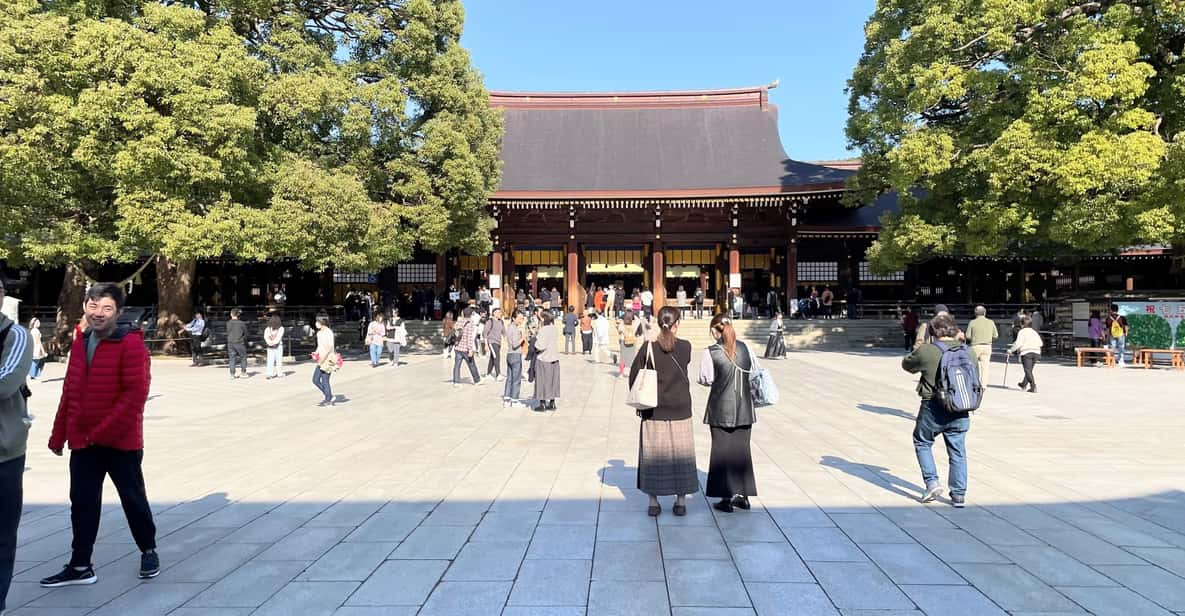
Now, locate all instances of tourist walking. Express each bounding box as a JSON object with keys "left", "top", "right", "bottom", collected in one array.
[
  {"left": 366, "top": 313, "right": 386, "bottom": 367},
  {"left": 585, "top": 284, "right": 597, "bottom": 312},
  {"left": 484, "top": 307, "right": 505, "bottom": 380},
  {"left": 42, "top": 283, "right": 160, "bottom": 587},
  {"left": 698, "top": 314, "right": 758, "bottom": 512},
  {"left": 604, "top": 285, "right": 616, "bottom": 317},
  {"left": 386, "top": 312, "right": 407, "bottom": 366},
  {"left": 311, "top": 315, "right": 338, "bottom": 406},
  {"left": 452, "top": 307, "right": 484, "bottom": 387},
  {"left": 503, "top": 310, "right": 528, "bottom": 407},
  {"left": 966, "top": 306, "right": 998, "bottom": 385},
  {"left": 640, "top": 287, "right": 654, "bottom": 317},
  {"left": 263, "top": 314, "right": 284, "bottom": 379},
  {"left": 225, "top": 308, "right": 249, "bottom": 378},
  {"left": 630, "top": 306, "right": 696, "bottom": 517},
  {"left": 618, "top": 310, "right": 642, "bottom": 378},
  {"left": 562, "top": 306, "right": 578, "bottom": 354},
  {"left": 902, "top": 307, "right": 919, "bottom": 350},
  {"left": 180, "top": 311, "right": 206, "bottom": 366},
  {"left": 693, "top": 286, "right": 704, "bottom": 319},
  {"left": 27, "top": 316, "right": 46, "bottom": 379},
  {"left": 0, "top": 277, "right": 32, "bottom": 612},
  {"left": 676, "top": 285, "right": 688, "bottom": 316},
  {"left": 580, "top": 310, "right": 593, "bottom": 355},
  {"left": 1105, "top": 304, "right": 1129, "bottom": 365},
  {"left": 1009, "top": 315, "right": 1043, "bottom": 393},
  {"left": 821, "top": 286, "right": 834, "bottom": 318},
  {"left": 533, "top": 312, "right": 561, "bottom": 411},
  {"left": 613, "top": 284, "right": 625, "bottom": 318},
  {"left": 592, "top": 313, "right": 611, "bottom": 364},
  {"left": 442, "top": 311, "right": 456, "bottom": 358},
  {"left": 901, "top": 313, "right": 975, "bottom": 508},
  {"left": 764, "top": 312, "right": 787, "bottom": 359}
]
